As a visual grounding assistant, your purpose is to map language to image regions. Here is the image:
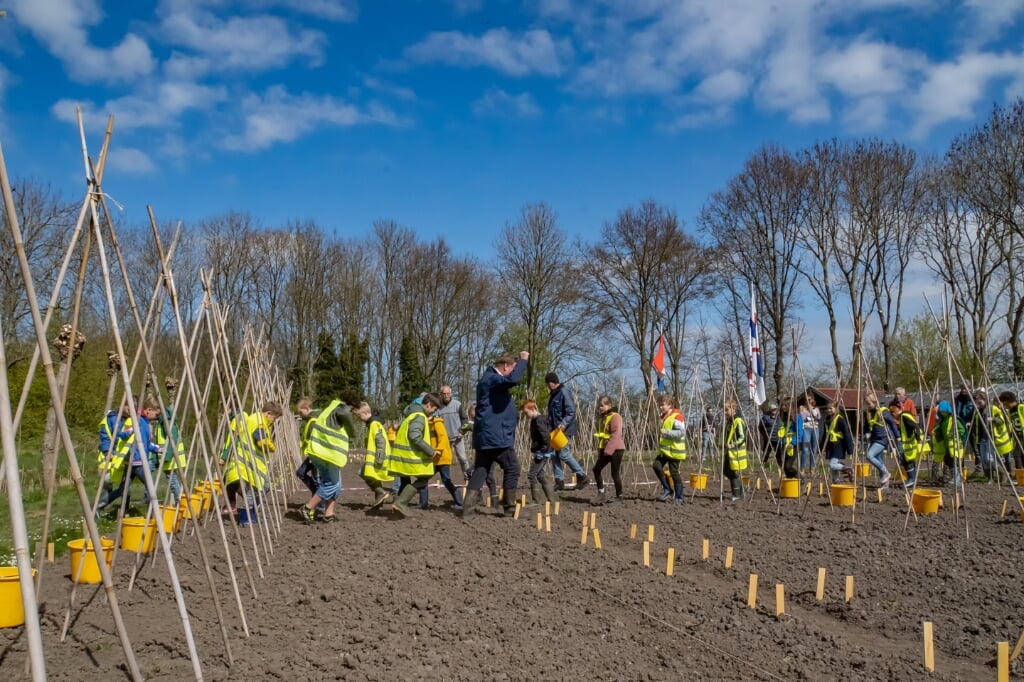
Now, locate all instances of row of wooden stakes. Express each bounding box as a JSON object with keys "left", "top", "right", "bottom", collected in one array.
[{"left": 508, "top": 506, "right": 1021, "bottom": 678}]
